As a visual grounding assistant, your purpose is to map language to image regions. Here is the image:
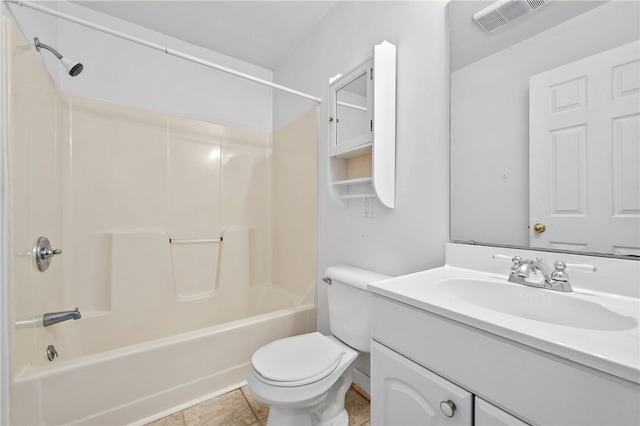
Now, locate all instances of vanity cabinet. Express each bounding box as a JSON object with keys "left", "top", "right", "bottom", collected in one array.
[
  {"left": 372, "top": 341, "right": 520, "bottom": 426},
  {"left": 328, "top": 41, "right": 396, "bottom": 208},
  {"left": 371, "top": 294, "right": 640, "bottom": 426}
]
